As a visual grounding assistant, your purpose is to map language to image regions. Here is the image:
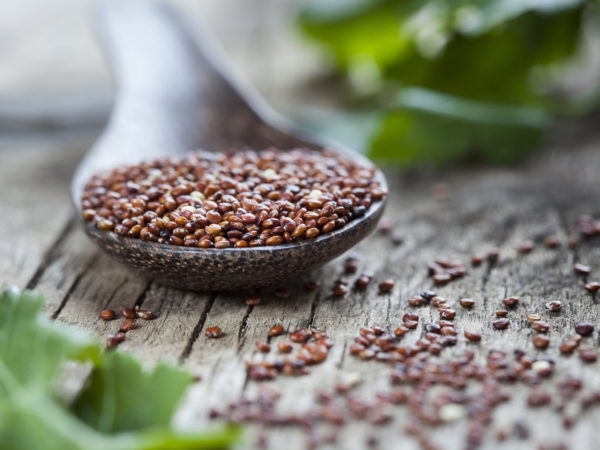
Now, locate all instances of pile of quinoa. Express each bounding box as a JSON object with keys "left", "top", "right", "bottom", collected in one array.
[{"left": 81, "top": 148, "right": 386, "bottom": 248}]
